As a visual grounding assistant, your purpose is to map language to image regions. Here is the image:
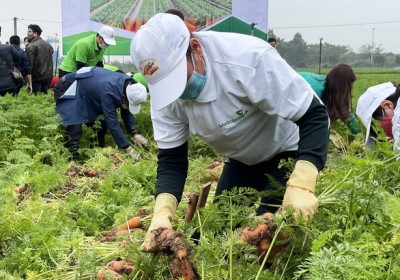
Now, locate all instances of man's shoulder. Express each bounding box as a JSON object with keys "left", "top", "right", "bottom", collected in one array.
[
  {"left": 77, "top": 34, "right": 96, "bottom": 45},
  {"left": 0, "top": 44, "right": 13, "bottom": 51}
]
